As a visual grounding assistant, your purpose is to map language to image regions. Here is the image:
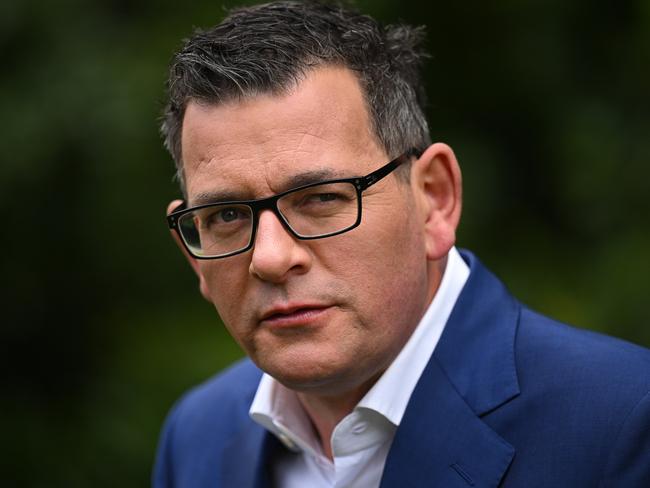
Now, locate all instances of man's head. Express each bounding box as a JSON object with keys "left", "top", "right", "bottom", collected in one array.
[
  {"left": 162, "top": 0, "right": 431, "bottom": 195},
  {"left": 163, "top": 1, "right": 462, "bottom": 399}
]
